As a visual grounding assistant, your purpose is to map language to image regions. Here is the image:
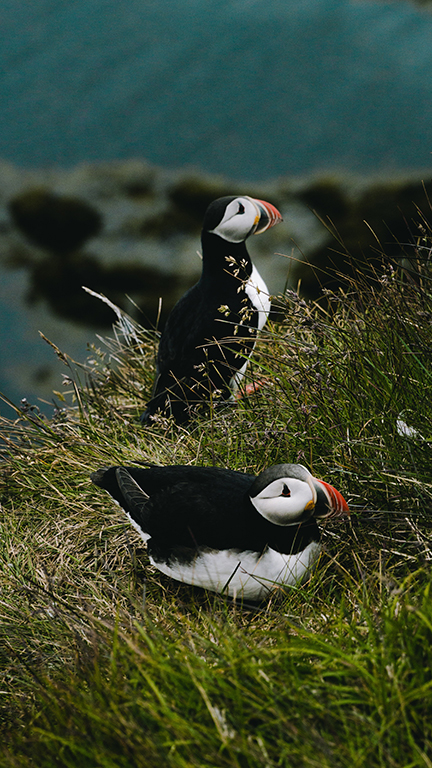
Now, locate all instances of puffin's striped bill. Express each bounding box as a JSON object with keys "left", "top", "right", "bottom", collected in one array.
[
  {"left": 250, "top": 197, "right": 283, "bottom": 234},
  {"left": 316, "top": 479, "right": 350, "bottom": 518}
]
